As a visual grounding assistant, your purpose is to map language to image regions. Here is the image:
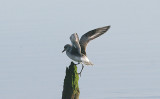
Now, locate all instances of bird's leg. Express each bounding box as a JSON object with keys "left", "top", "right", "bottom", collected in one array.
[{"left": 78, "top": 64, "right": 84, "bottom": 77}]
